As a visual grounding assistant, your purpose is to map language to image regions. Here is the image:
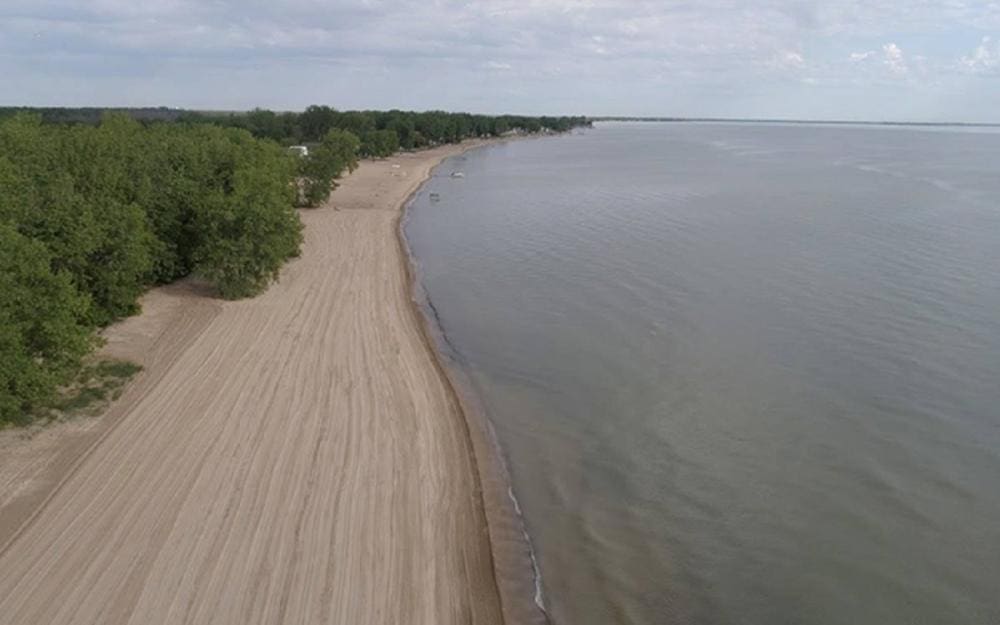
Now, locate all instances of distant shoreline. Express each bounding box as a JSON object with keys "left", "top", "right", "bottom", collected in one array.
[{"left": 592, "top": 117, "right": 1000, "bottom": 128}]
